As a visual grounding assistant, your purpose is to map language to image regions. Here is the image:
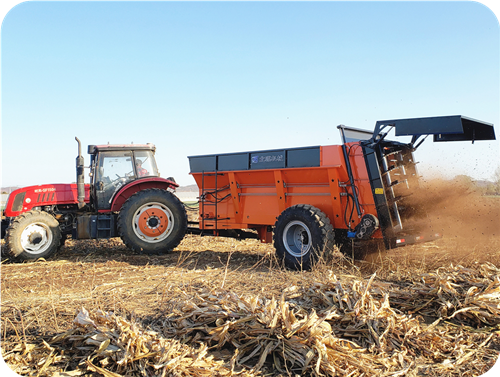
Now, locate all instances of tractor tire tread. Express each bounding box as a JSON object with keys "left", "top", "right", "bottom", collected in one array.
[
  {"left": 117, "top": 189, "right": 187, "bottom": 254},
  {"left": 4, "top": 210, "right": 62, "bottom": 261}
]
